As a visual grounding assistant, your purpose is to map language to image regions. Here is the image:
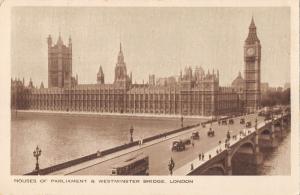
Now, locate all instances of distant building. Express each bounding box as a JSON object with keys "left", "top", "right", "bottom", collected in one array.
[
  {"left": 276, "top": 87, "right": 283, "bottom": 92},
  {"left": 149, "top": 74, "right": 155, "bottom": 86},
  {"left": 267, "top": 87, "right": 284, "bottom": 92},
  {"left": 268, "top": 87, "right": 277, "bottom": 92},
  {"left": 260, "top": 82, "right": 269, "bottom": 93},
  {"left": 231, "top": 71, "right": 244, "bottom": 93},
  {"left": 284, "top": 82, "right": 290, "bottom": 90}
]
